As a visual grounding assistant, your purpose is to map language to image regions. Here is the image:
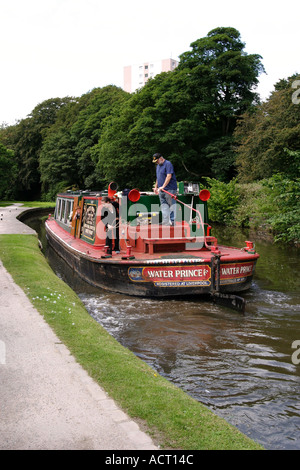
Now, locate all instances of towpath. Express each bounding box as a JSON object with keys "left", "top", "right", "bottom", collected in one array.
[{"left": 0, "top": 204, "right": 157, "bottom": 450}]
